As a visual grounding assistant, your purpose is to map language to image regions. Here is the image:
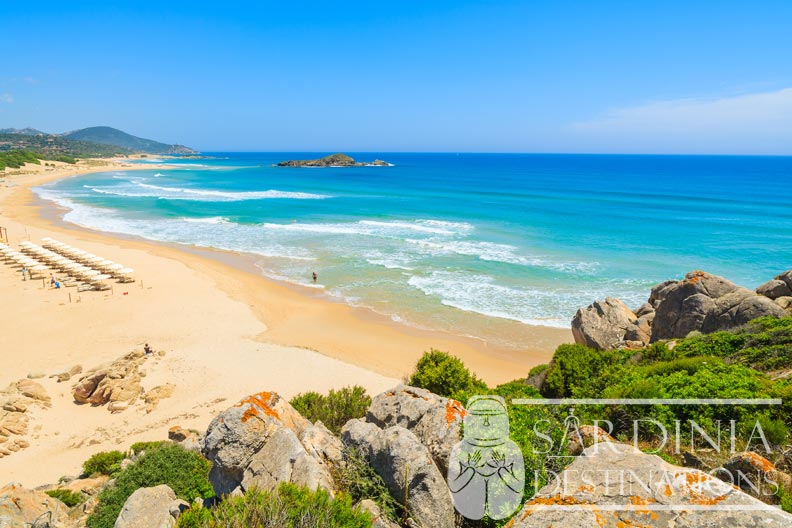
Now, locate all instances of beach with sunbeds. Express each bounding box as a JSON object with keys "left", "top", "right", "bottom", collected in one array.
[{"left": 0, "top": 160, "right": 563, "bottom": 486}]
